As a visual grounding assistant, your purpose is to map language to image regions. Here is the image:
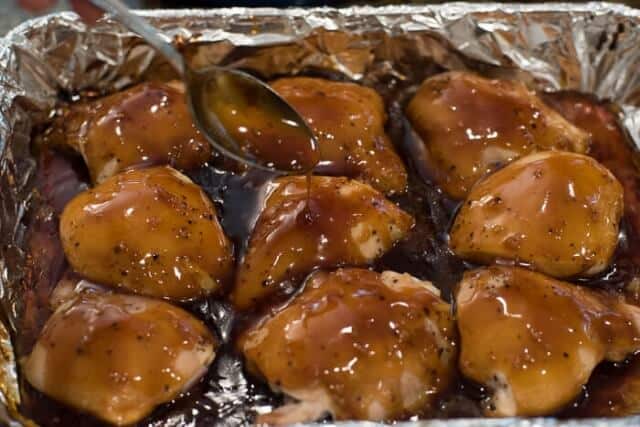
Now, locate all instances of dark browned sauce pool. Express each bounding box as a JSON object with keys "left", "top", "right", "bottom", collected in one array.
[{"left": 18, "top": 73, "right": 640, "bottom": 425}]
